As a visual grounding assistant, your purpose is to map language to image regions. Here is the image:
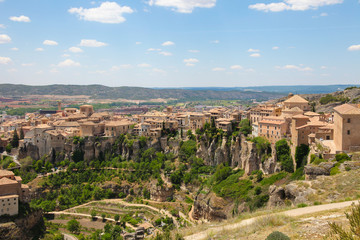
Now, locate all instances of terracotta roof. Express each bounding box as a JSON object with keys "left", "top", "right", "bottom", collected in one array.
[
  {"left": 292, "top": 114, "right": 310, "bottom": 119},
  {"left": 333, "top": 104, "right": 360, "bottom": 115},
  {"left": 0, "top": 170, "right": 14, "bottom": 177},
  {"left": 0, "top": 177, "right": 18, "bottom": 185},
  {"left": 284, "top": 95, "right": 308, "bottom": 103},
  {"left": 304, "top": 111, "right": 320, "bottom": 116}
]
